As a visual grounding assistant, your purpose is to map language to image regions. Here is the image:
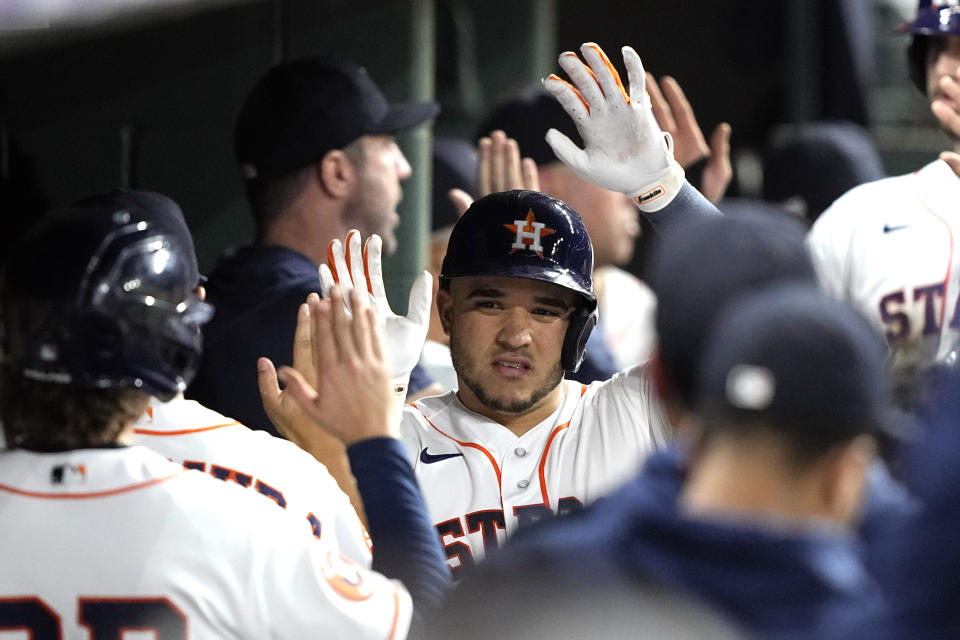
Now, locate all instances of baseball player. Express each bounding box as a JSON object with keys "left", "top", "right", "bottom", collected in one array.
[
  {"left": 0, "top": 196, "right": 448, "bottom": 637},
  {"left": 808, "top": 0, "right": 960, "bottom": 407},
  {"left": 299, "top": 43, "right": 723, "bottom": 577},
  {"left": 73, "top": 189, "right": 372, "bottom": 567},
  {"left": 134, "top": 389, "right": 372, "bottom": 566},
  {"left": 429, "top": 284, "right": 893, "bottom": 638}
]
